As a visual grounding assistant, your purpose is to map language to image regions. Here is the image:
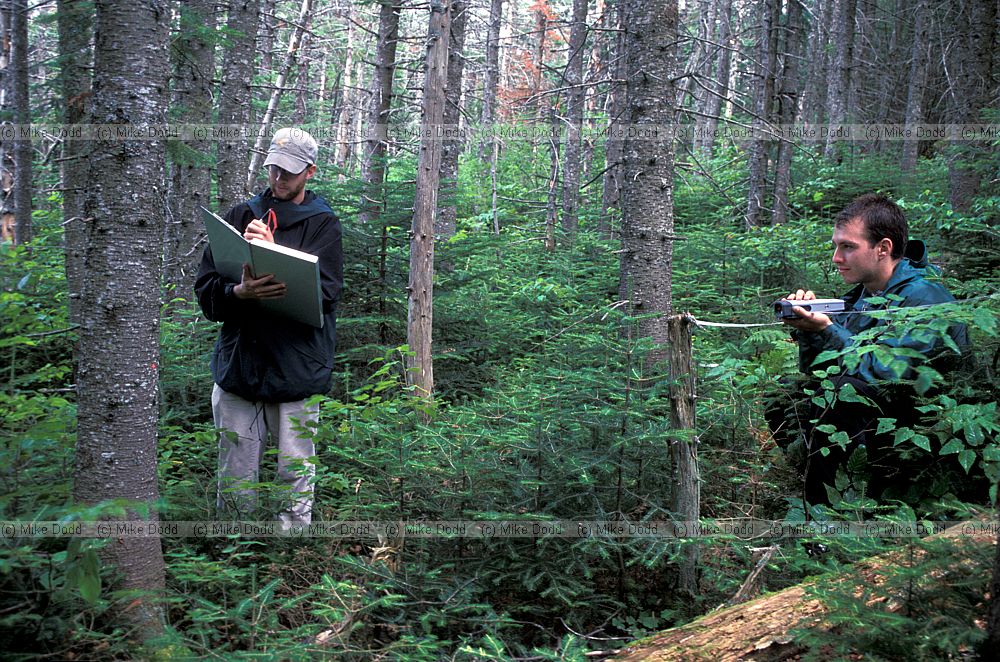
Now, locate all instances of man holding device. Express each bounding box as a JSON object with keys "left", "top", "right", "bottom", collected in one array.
[
  {"left": 195, "top": 127, "right": 343, "bottom": 525},
  {"left": 770, "top": 193, "right": 968, "bottom": 505}
]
